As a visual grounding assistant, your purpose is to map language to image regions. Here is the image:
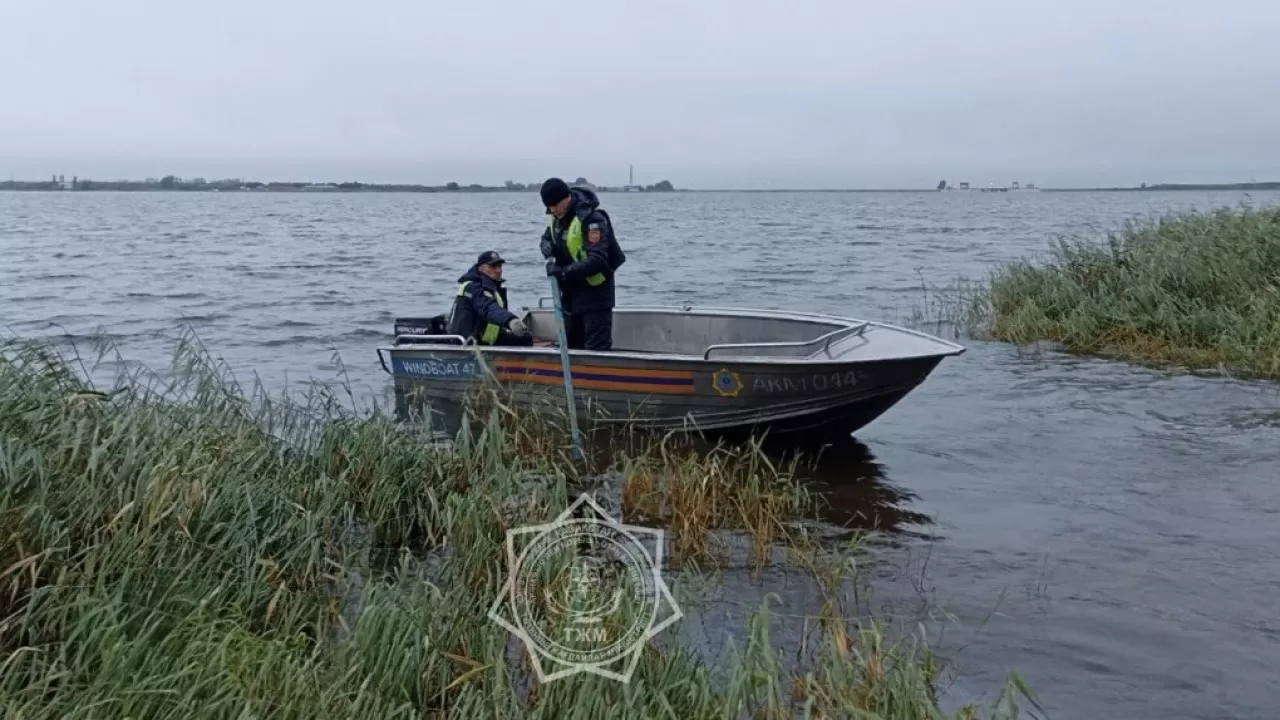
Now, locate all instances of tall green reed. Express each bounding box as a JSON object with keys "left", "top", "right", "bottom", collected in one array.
[
  {"left": 947, "top": 205, "right": 1280, "bottom": 378},
  {"left": 0, "top": 332, "right": 1043, "bottom": 718}
]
